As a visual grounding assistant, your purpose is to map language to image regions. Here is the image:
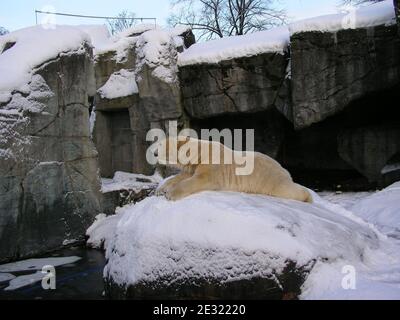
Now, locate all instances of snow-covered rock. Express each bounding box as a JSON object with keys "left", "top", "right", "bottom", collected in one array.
[
  {"left": 290, "top": 2, "right": 400, "bottom": 129},
  {"left": 178, "top": 26, "right": 289, "bottom": 66},
  {"left": 0, "top": 25, "right": 102, "bottom": 262},
  {"left": 92, "top": 25, "right": 194, "bottom": 176},
  {"left": 289, "top": 0, "right": 396, "bottom": 35},
  {"left": 88, "top": 190, "right": 386, "bottom": 299},
  {"left": 97, "top": 69, "right": 138, "bottom": 100},
  {"left": 100, "top": 171, "right": 162, "bottom": 216},
  {"left": 101, "top": 171, "right": 162, "bottom": 193},
  {"left": 0, "top": 25, "right": 91, "bottom": 99}
]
